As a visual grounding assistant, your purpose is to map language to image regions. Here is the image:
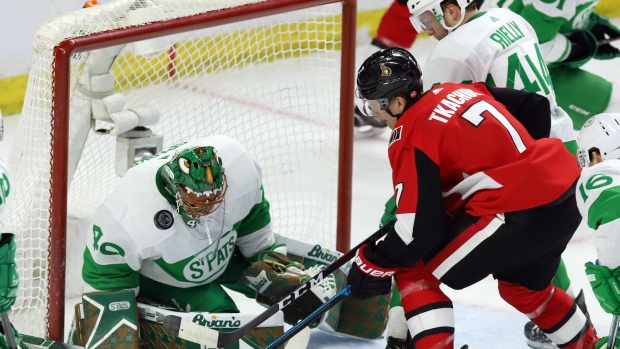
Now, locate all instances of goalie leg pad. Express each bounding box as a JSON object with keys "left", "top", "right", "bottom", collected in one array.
[{"left": 75, "top": 290, "right": 140, "bottom": 349}]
